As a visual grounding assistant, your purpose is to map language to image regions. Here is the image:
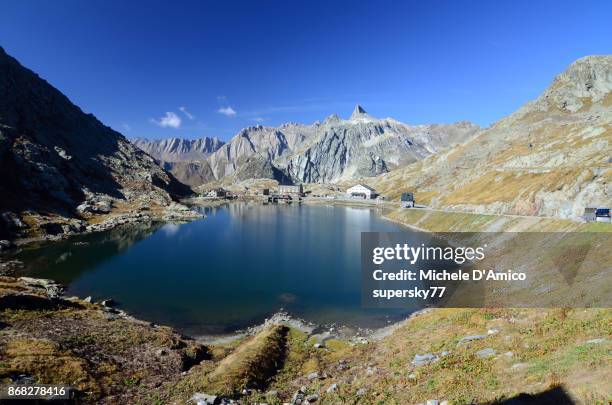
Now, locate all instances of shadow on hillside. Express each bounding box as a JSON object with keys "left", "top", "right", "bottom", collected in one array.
[
  {"left": 485, "top": 386, "right": 575, "bottom": 405},
  {"left": 0, "top": 47, "right": 191, "bottom": 239}
]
